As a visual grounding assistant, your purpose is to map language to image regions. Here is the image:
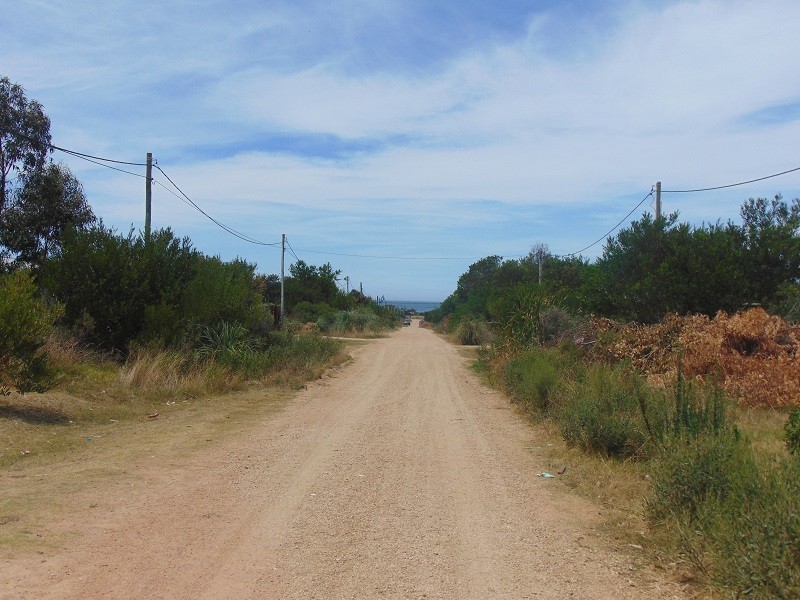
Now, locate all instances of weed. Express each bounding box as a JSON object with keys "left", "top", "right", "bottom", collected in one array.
[
  {"left": 502, "top": 348, "right": 561, "bottom": 414},
  {"left": 559, "top": 365, "right": 650, "bottom": 458},
  {"left": 453, "top": 318, "right": 492, "bottom": 345},
  {"left": 786, "top": 408, "right": 800, "bottom": 455}
]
